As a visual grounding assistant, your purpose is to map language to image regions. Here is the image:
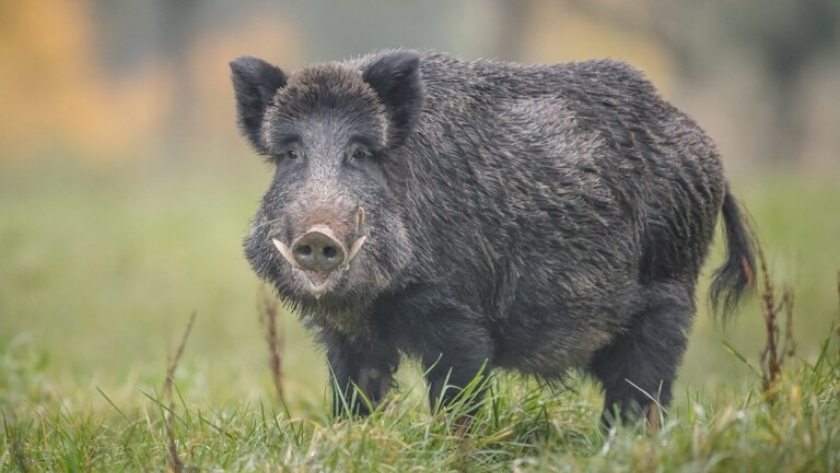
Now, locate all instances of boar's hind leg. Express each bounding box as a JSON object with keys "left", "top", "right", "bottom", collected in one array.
[
  {"left": 323, "top": 330, "right": 399, "bottom": 418},
  {"left": 589, "top": 284, "right": 694, "bottom": 428}
]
